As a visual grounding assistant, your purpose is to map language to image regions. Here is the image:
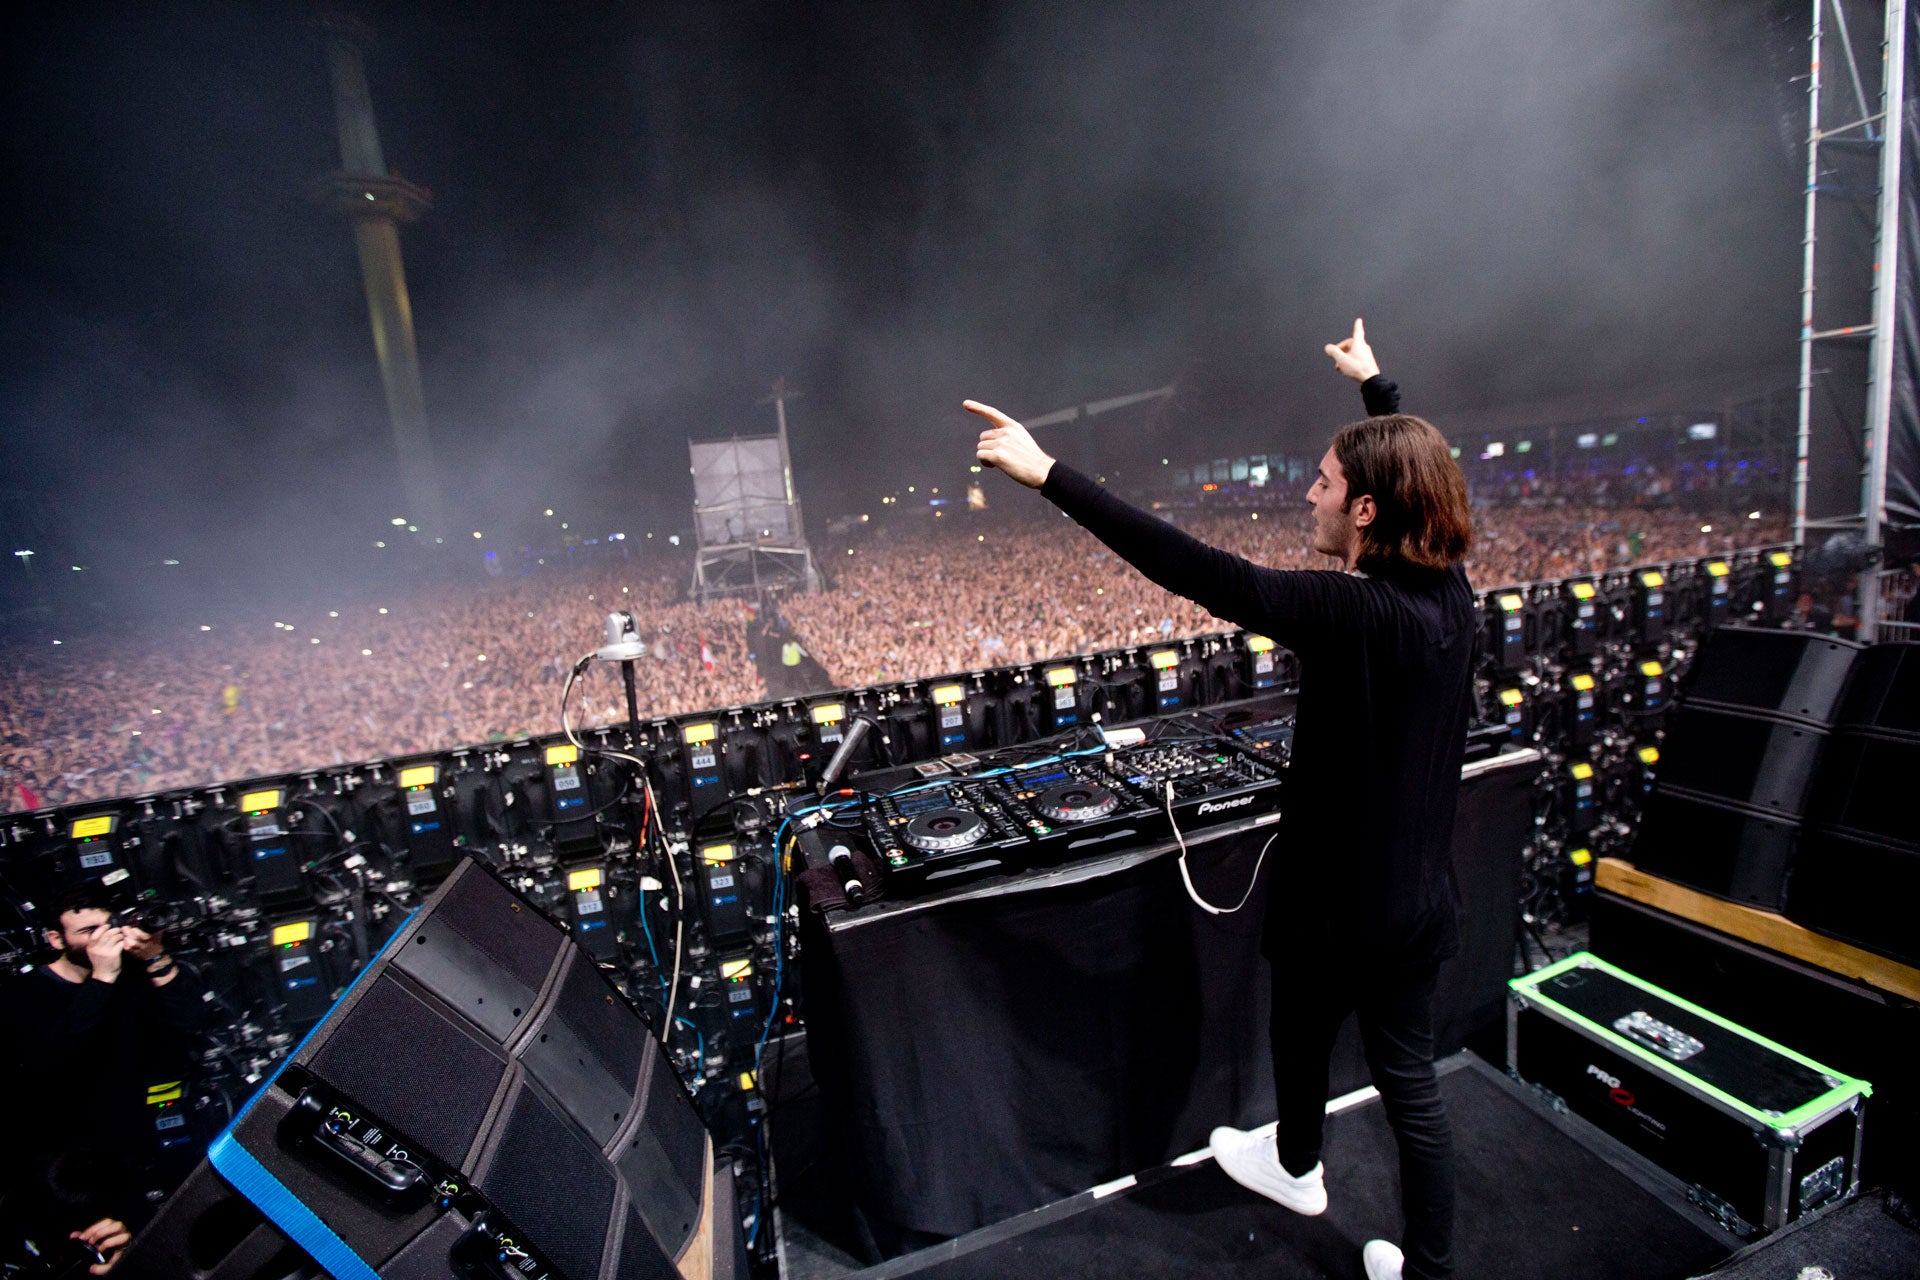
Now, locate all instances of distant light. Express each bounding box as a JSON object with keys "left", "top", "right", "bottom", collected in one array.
[
  {"left": 163, "top": 558, "right": 180, "bottom": 566},
  {"left": 391, "top": 517, "right": 407, "bottom": 526},
  {"left": 1161, "top": 458, "right": 1169, "bottom": 465},
  {"left": 847, "top": 548, "right": 855, "bottom": 555},
  {"left": 908, "top": 486, "right": 915, "bottom": 493},
  {"left": 477, "top": 654, "right": 487, "bottom": 661},
  {"left": 364, "top": 192, "right": 375, "bottom": 201},
  {"left": 408, "top": 525, "right": 418, "bottom": 532},
  {"left": 1748, "top": 511, "right": 1762, "bottom": 520},
  {"left": 361, "top": 648, "right": 372, "bottom": 656},
  {"left": 200, "top": 625, "right": 212, "bottom": 631},
  {"left": 1576, "top": 433, "right": 1599, "bottom": 449},
  {"left": 1688, "top": 422, "right": 1718, "bottom": 440},
  {"left": 668, "top": 535, "right": 680, "bottom": 546},
  {"left": 71, "top": 565, "right": 83, "bottom": 572},
  {"left": 544, "top": 509, "right": 554, "bottom": 516},
  {"left": 1097, "top": 588, "right": 1105, "bottom": 595},
  {"left": 1602, "top": 433, "right": 1619, "bottom": 447},
  {"left": 151, "top": 709, "right": 161, "bottom": 715},
  {"left": 378, "top": 607, "right": 389, "bottom": 614},
  {"left": 977, "top": 534, "right": 985, "bottom": 542},
  {"left": 434, "top": 537, "right": 443, "bottom": 543},
  {"left": 328, "top": 611, "right": 339, "bottom": 617},
  {"left": 560, "top": 522, "right": 568, "bottom": 530},
  {"left": 1251, "top": 513, "right": 1259, "bottom": 520},
  {"left": 473, "top": 531, "right": 483, "bottom": 539},
  {"left": 621, "top": 586, "right": 629, "bottom": 593},
  {"left": 1485, "top": 442, "right": 1505, "bottom": 457},
  {"left": 861, "top": 514, "right": 870, "bottom": 522},
  {"left": 931, "top": 487, "right": 939, "bottom": 495},
  {"left": 374, "top": 541, "right": 386, "bottom": 548},
  {"left": 970, "top": 465, "right": 983, "bottom": 473},
  {"left": 310, "top": 638, "right": 319, "bottom": 644},
  {"left": 1700, "top": 524, "right": 1713, "bottom": 533},
  {"left": 51, "top": 640, "right": 61, "bottom": 645},
  {"left": 1516, "top": 441, "right": 1532, "bottom": 453},
  {"left": 12, "top": 550, "right": 30, "bottom": 559}
]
